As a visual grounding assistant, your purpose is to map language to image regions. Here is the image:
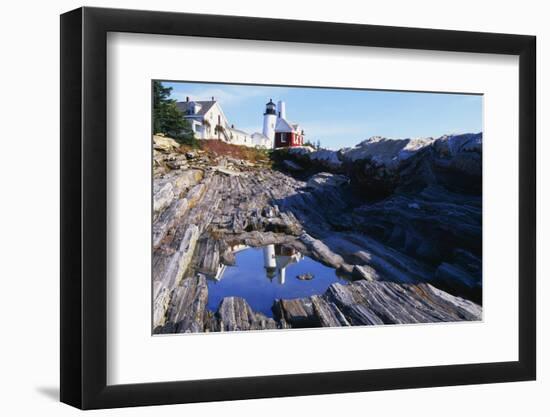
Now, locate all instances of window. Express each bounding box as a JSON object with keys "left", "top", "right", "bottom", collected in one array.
[{"left": 280, "top": 133, "right": 286, "bottom": 143}]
